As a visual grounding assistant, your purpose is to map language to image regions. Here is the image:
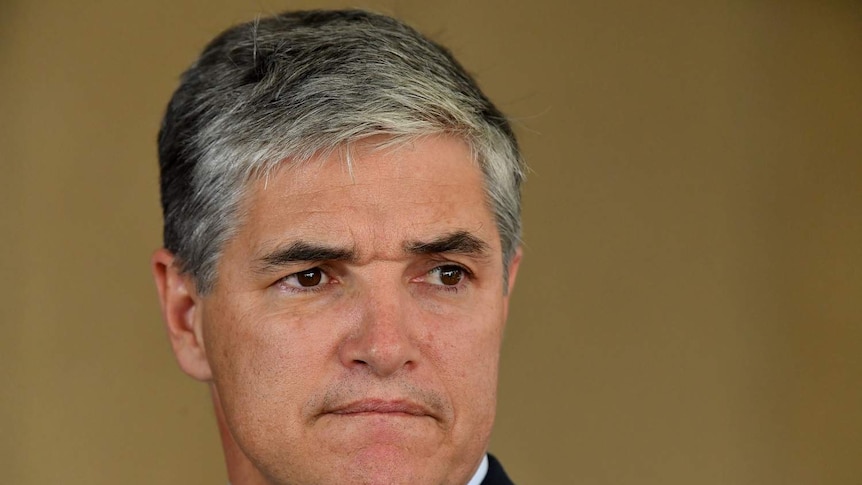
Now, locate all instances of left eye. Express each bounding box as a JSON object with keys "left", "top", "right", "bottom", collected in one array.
[
  {"left": 278, "top": 268, "right": 329, "bottom": 289},
  {"left": 427, "top": 265, "right": 467, "bottom": 286}
]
